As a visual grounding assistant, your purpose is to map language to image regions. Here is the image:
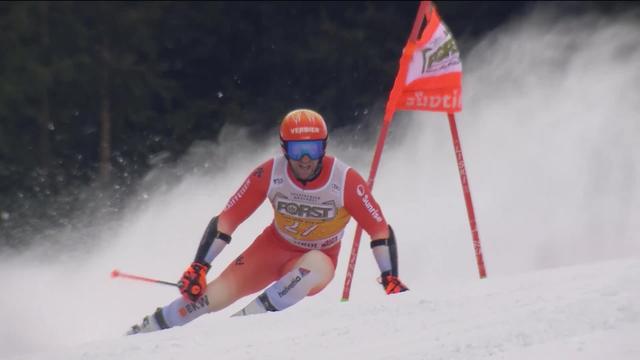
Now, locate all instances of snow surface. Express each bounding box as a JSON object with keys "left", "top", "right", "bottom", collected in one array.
[
  {"left": 2, "top": 5, "right": 640, "bottom": 360},
  {"left": 8, "top": 258, "right": 640, "bottom": 360}
]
